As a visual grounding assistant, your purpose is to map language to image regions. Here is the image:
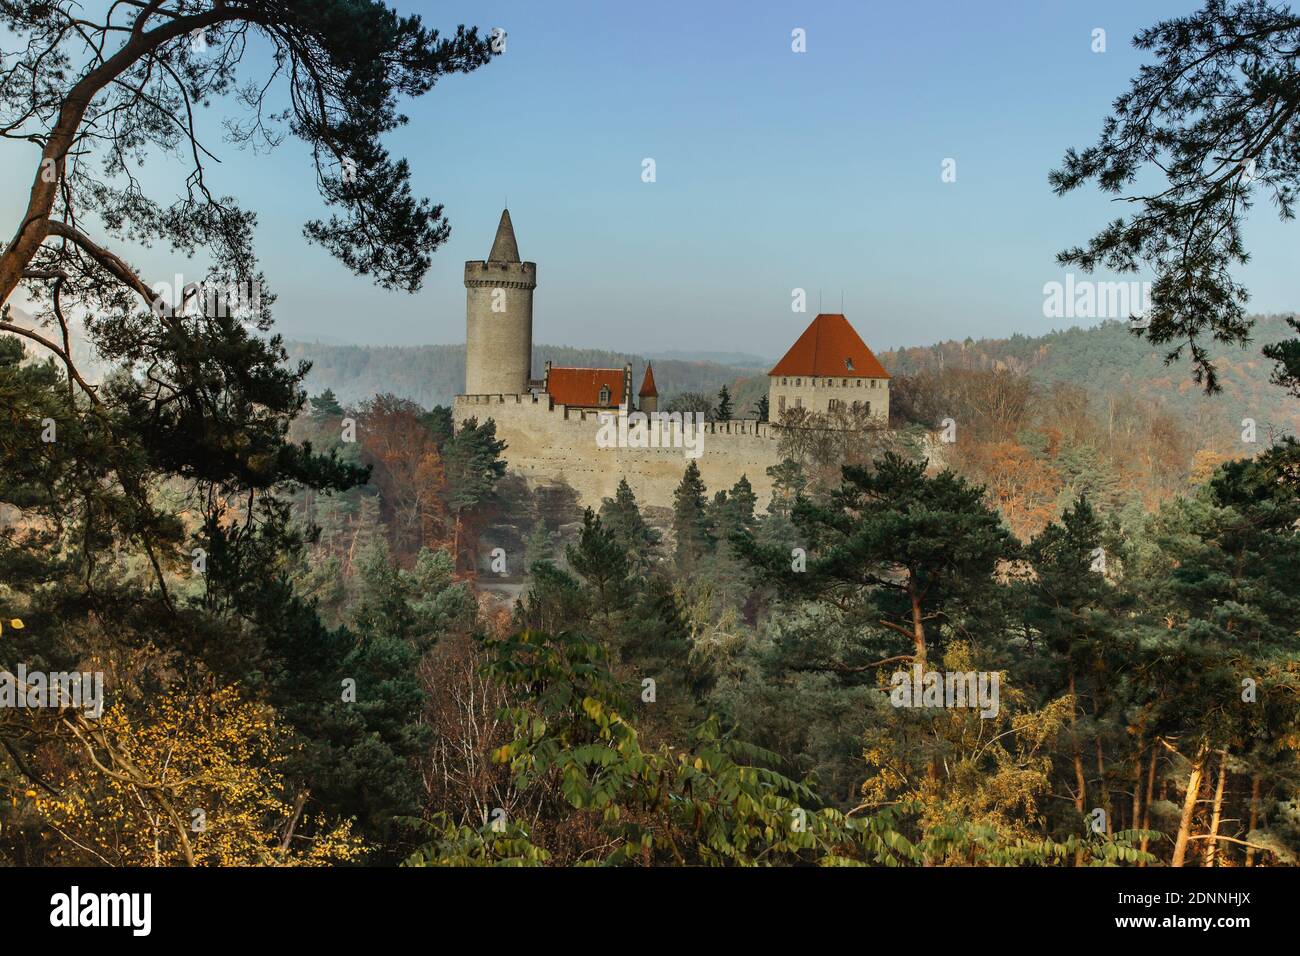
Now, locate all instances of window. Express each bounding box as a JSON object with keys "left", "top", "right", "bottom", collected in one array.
[
  {"left": 829, "top": 398, "right": 840, "bottom": 412},
  {"left": 845, "top": 357, "right": 855, "bottom": 371},
  {"left": 795, "top": 378, "right": 801, "bottom": 386},
  {"left": 866, "top": 401, "right": 871, "bottom": 415},
  {"left": 842, "top": 378, "right": 848, "bottom": 386},
  {"left": 782, "top": 377, "right": 787, "bottom": 386},
  {"left": 778, "top": 396, "right": 786, "bottom": 412},
  {"left": 852, "top": 400, "right": 860, "bottom": 412},
  {"left": 794, "top": 397, "right": 802, "bottom": 408},
  {"left": 857, "top": 380, "right": 863, "bottom": 387},
  {"left": 598, "top": 385, "right": 611, "bottom": 404}
]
